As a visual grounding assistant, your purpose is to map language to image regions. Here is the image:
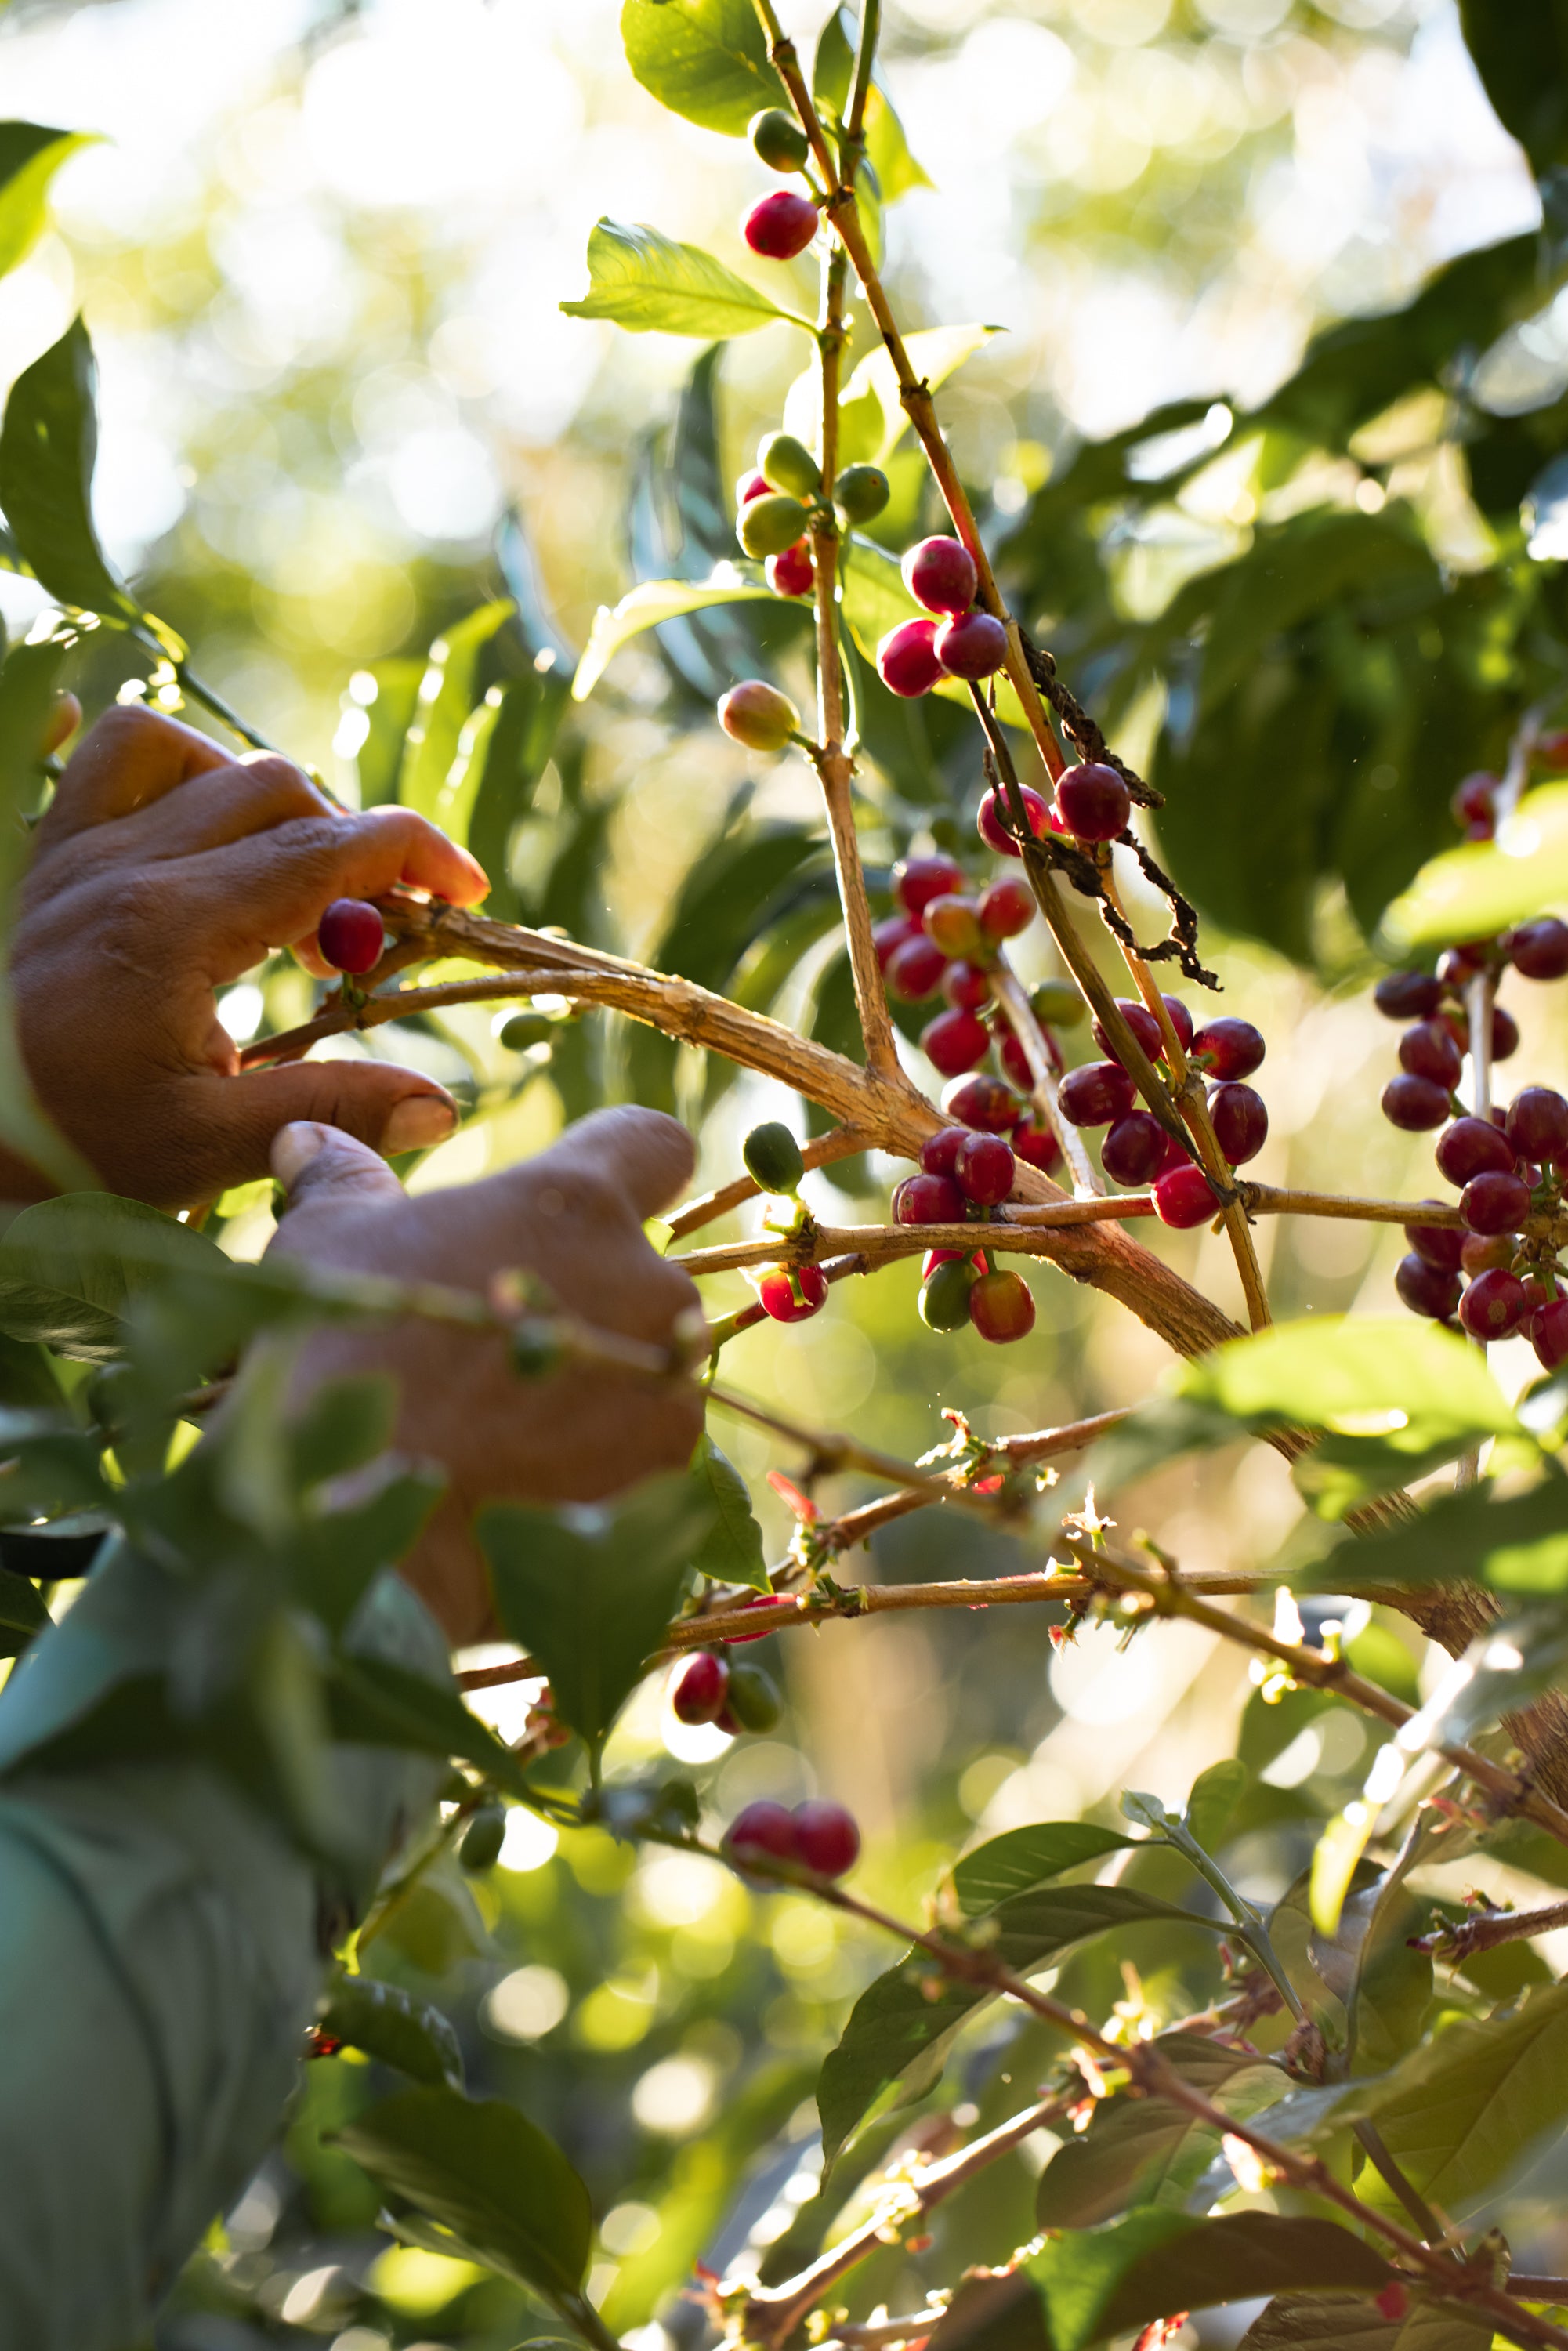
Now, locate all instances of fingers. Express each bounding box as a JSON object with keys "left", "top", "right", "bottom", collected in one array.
[
  {"left": 269, "top": 1120, "right": 418, "bottom": 1215},
  {"left": 204, "top": 1061, "right": 458, "bottom": 1192},
  {"left": 36, "top": 705, "right": 228, "bottom": 847},
  {"left": 542, "top": 1107, "right": 697, "bottom": 1223},
  {"left": 118, "top": 752, "right": 334, "bottom": 862}
]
